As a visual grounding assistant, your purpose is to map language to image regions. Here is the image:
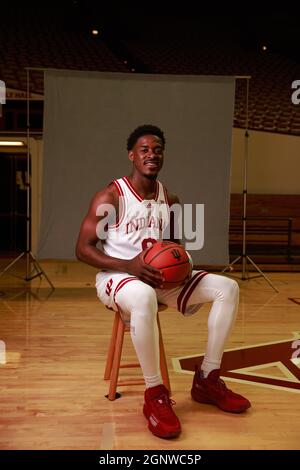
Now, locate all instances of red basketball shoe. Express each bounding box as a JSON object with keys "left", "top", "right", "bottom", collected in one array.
[
  {"left": 143, "top": 384, "right": 181, "bottom": 438},
  {"left": 191, "top": 367, "right": 251, "bottom": 413}
]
